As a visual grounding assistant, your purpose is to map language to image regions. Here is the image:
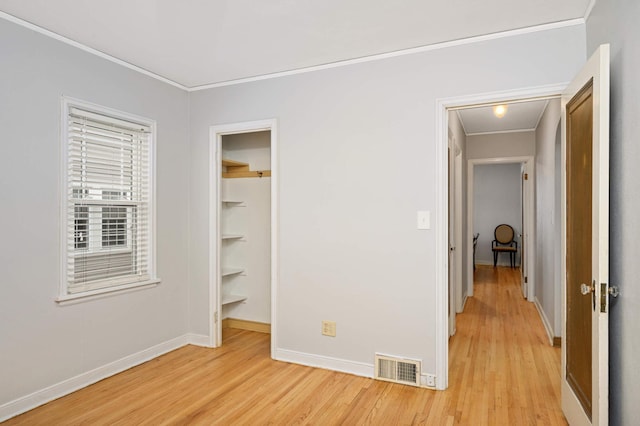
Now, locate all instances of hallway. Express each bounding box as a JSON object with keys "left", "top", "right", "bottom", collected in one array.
[{"left": 448, "top": 265, "right": 566, "bottom": 424}]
